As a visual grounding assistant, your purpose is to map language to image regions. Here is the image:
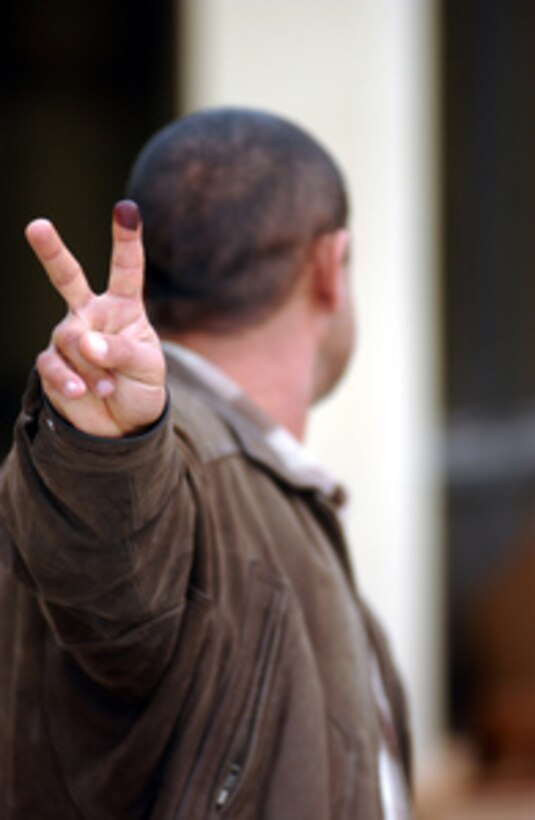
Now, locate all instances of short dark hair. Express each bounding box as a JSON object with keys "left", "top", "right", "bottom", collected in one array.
[{"left": 126, "top": 107, "right": 349, "bottom": 332}]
